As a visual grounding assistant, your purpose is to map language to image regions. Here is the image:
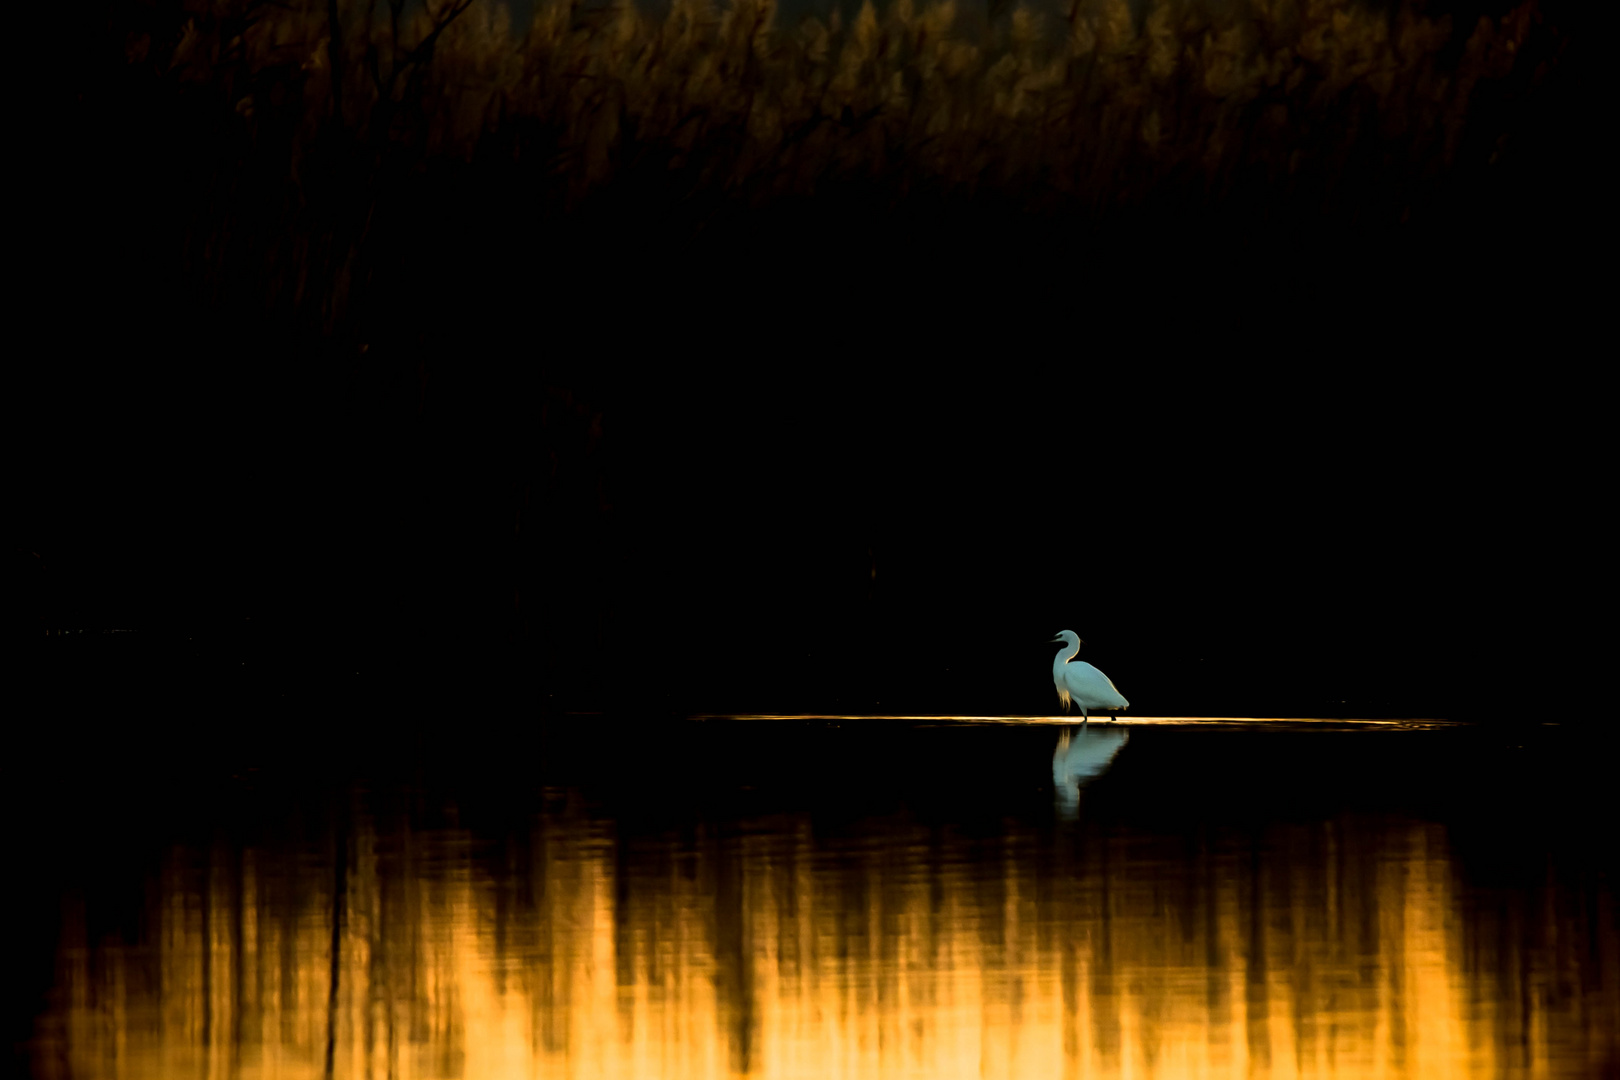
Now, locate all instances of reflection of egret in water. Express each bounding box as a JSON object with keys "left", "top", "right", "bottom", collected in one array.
[{"left": 1053, "top": 724, "right": 1129, "bottom": 818}]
